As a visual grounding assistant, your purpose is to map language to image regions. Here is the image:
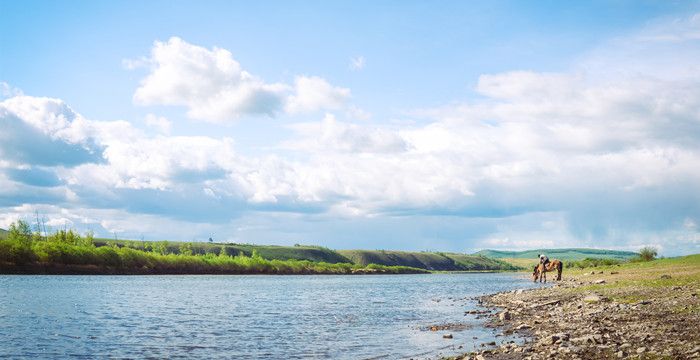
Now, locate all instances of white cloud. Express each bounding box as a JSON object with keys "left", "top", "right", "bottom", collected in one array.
[
  {"left": 1, "top": 82, "right": 23, "bottom": 99},
  {"left": 284, "top": 113, "right": 408, "bottom": 153},
  {"left": 132, "top": 37, "right": 350, "bottom": 122},
  {"left": 350, "top": 56, "right": 365, "bottom": 70},
  {"left": 3, "top": 14, "right": 700, "bottom": 254},
  {"left": 144, "top": 113, "right": 172, "bottom": 134},
  {"left": 285, "top": 76, "right": 351, "bottom": 114}
]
